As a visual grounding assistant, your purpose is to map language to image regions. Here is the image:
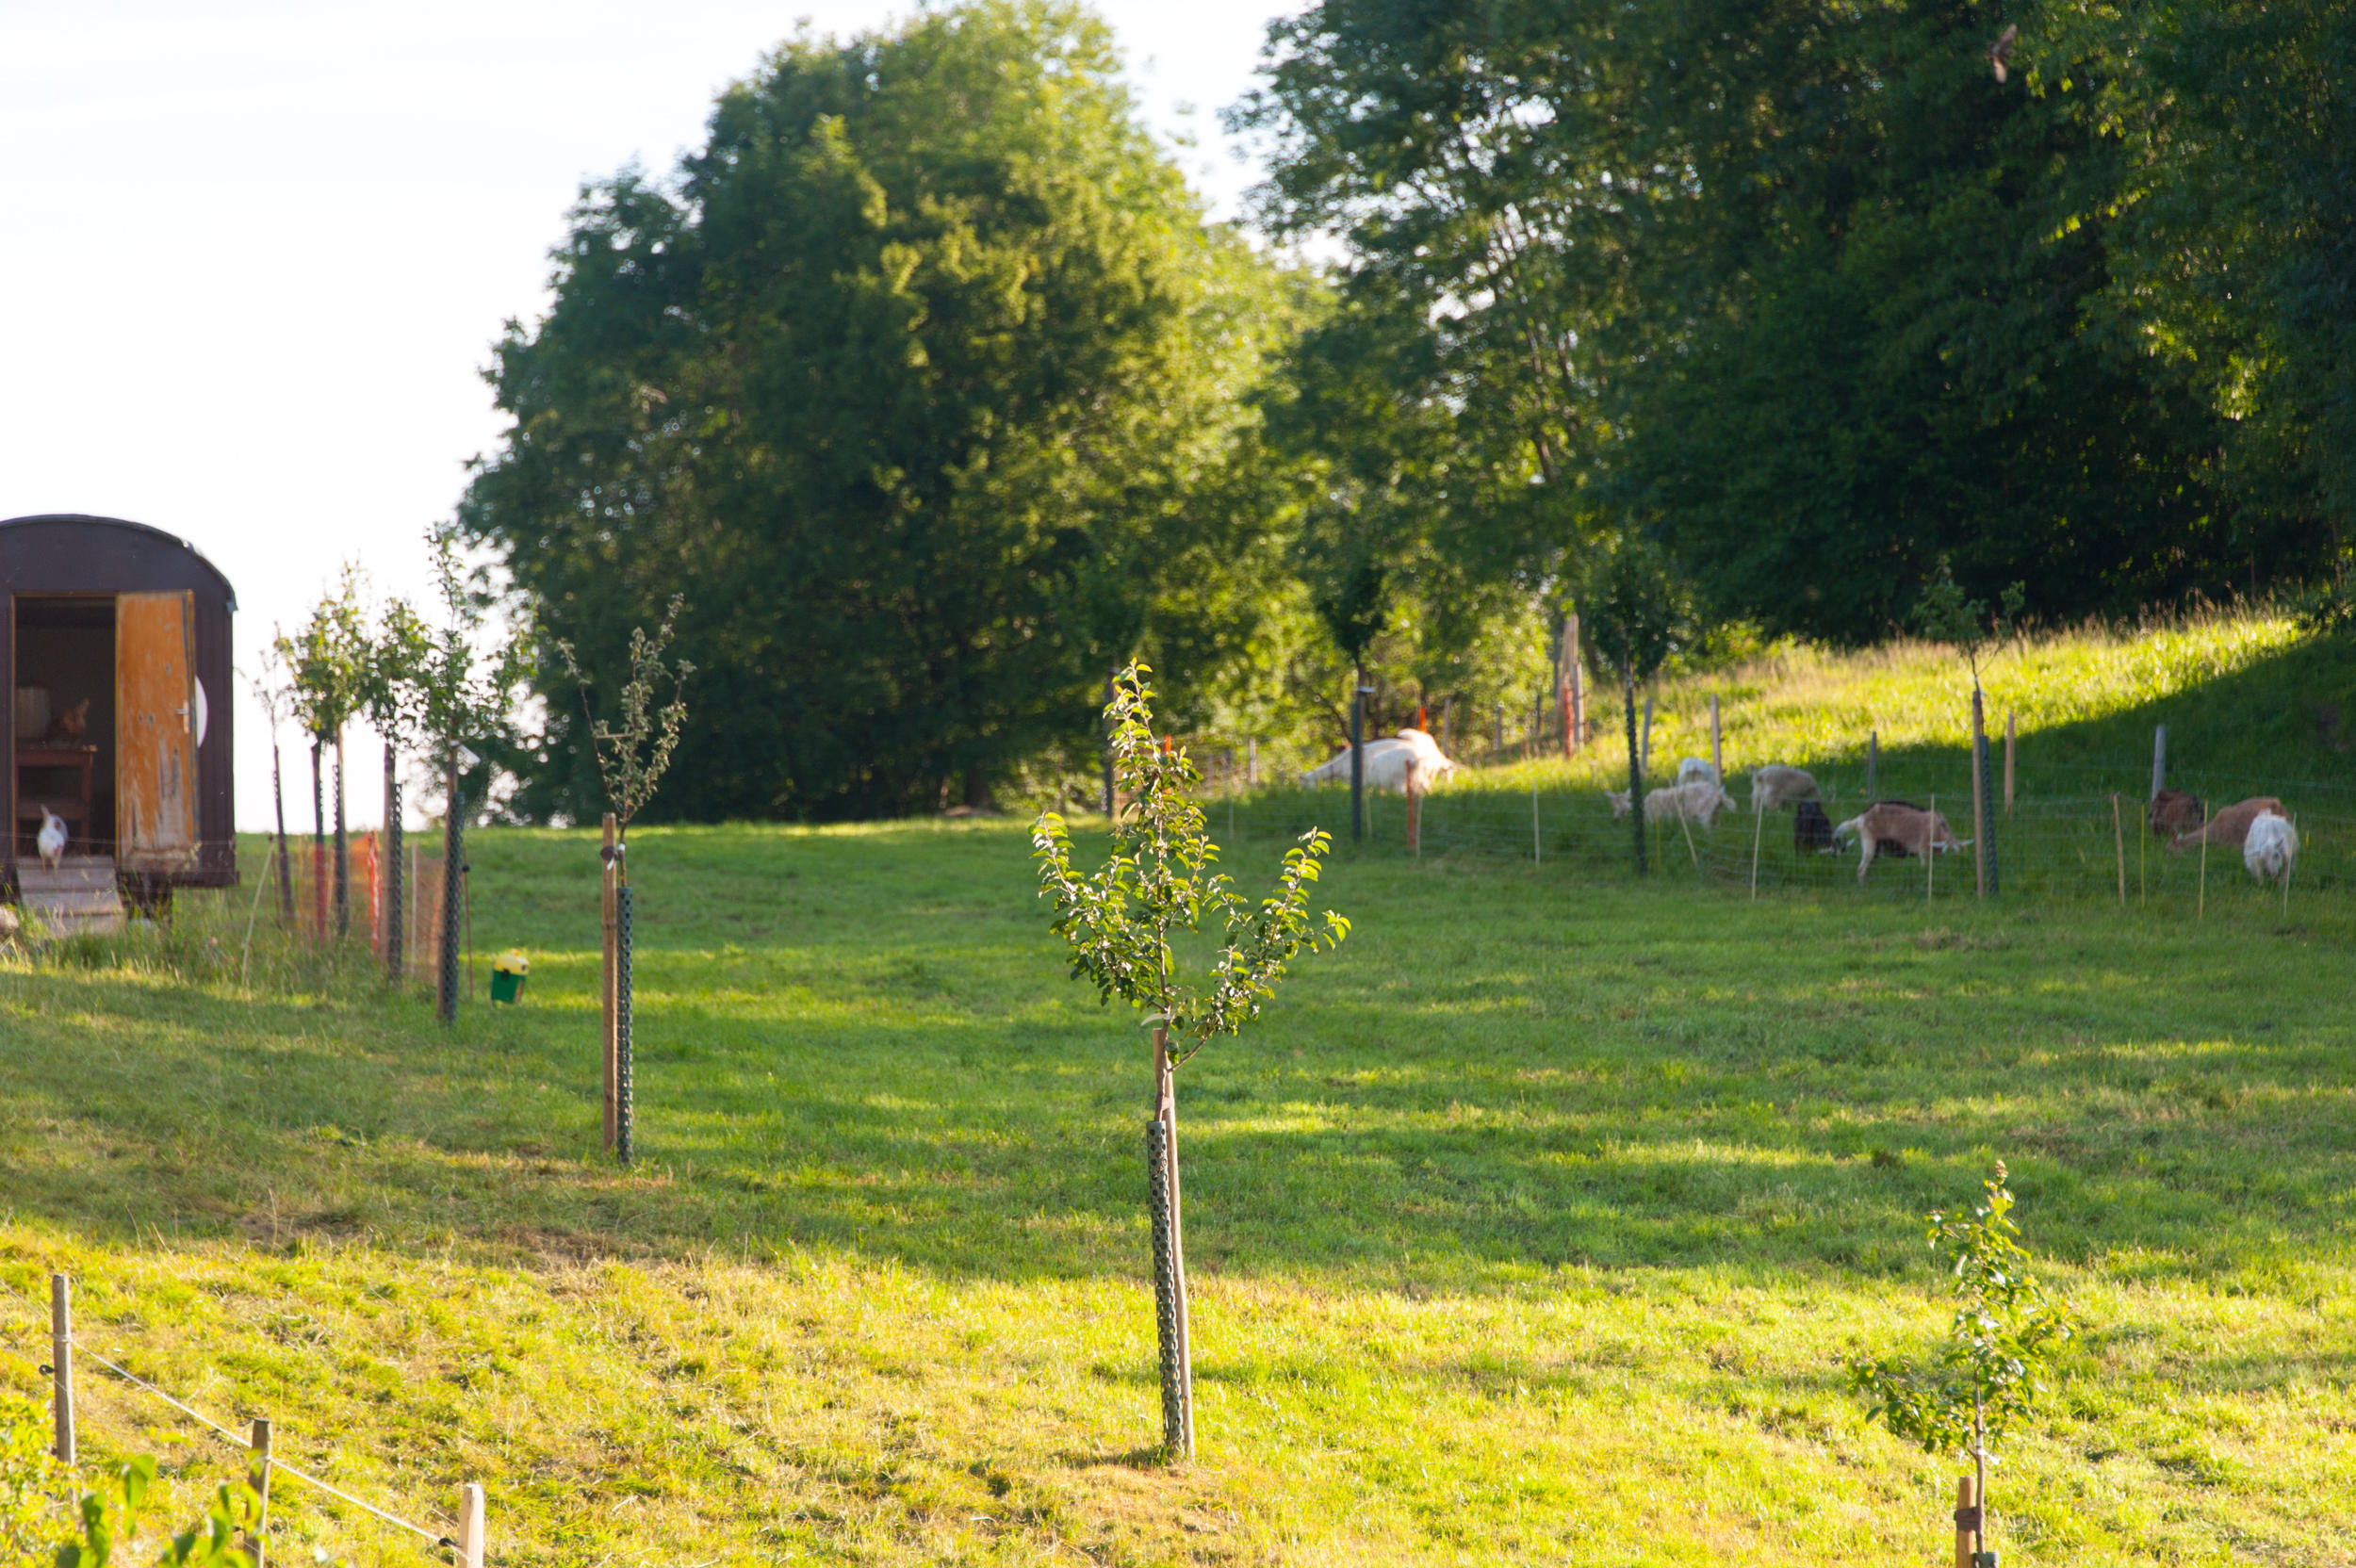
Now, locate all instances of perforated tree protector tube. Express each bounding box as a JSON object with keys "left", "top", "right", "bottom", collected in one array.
[
  {"left": 616, "top": 884, "right": 635, "bottom": 1166},
  {"left": 437, "top": 784, "right": 464, "bottom": 1026},
  {"left": 1145, "top": 1118, "right": 1186, "bottom": 1452},
  {"left": 384, "top": 778, "right": 403, "bottom": 982}
]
